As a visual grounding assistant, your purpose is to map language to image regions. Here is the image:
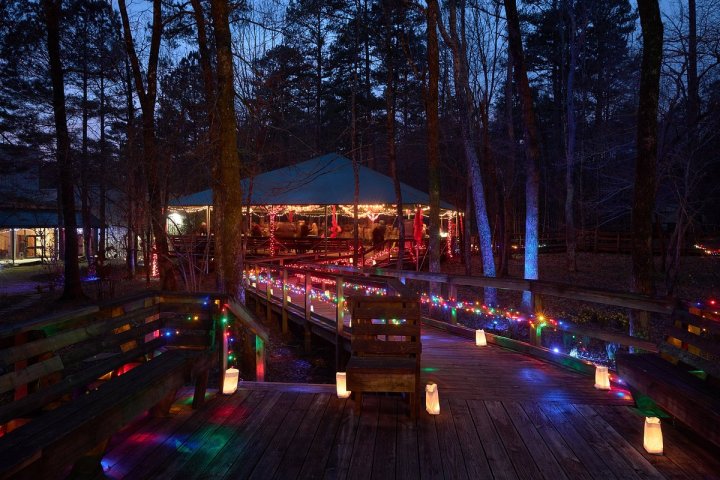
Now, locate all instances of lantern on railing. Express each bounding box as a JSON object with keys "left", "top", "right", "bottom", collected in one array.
[
  {"left": 475, "top": 329, "right": 487, "bottom": 347},
  {"left": 644, "top": 417, "right": 663, "bottom": 454},
  {"left": 222, "top": 368, "right": 239, "bottom": 395},
  {"left": 286, "top": 295, "right": 292, "bottom": 303},
  {"left": 426, "top": 383, "right": 440, "bottom": 415},
  {"left": 269, "top": 288, "right": 274, "bottom": 296},
  {"left": 594, "top": 365, "right": 611, "bottom": 390},
  {"left": 336, "top": 372, "right": 351, "bottom": 398}
]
